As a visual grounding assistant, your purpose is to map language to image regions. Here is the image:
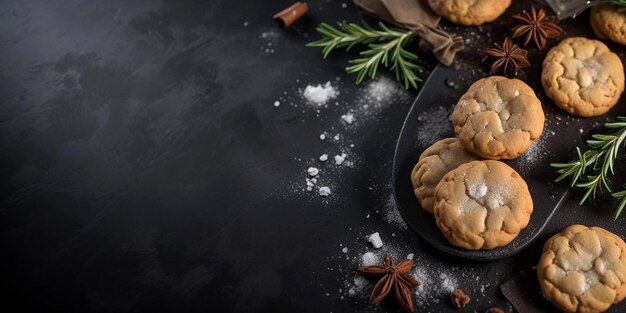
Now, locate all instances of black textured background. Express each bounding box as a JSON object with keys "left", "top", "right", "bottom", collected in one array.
[{"left": 1, "top": 1, "right": 624, "bottom": 312}]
